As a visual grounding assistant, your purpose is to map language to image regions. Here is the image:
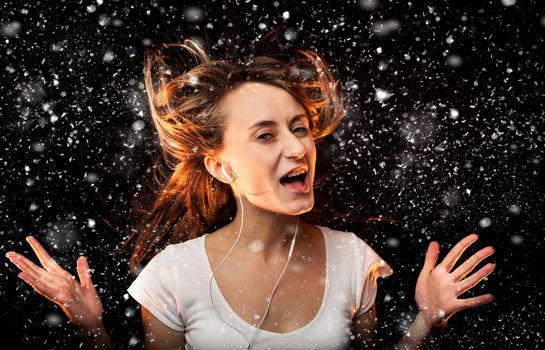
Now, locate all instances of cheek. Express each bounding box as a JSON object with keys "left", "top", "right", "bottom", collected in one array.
[
  {"left": 308, "top": 140, "right": 317, "bottom": 159},
  {"left": 234, "top": 156, "right": 274, "bottom": 184}
]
